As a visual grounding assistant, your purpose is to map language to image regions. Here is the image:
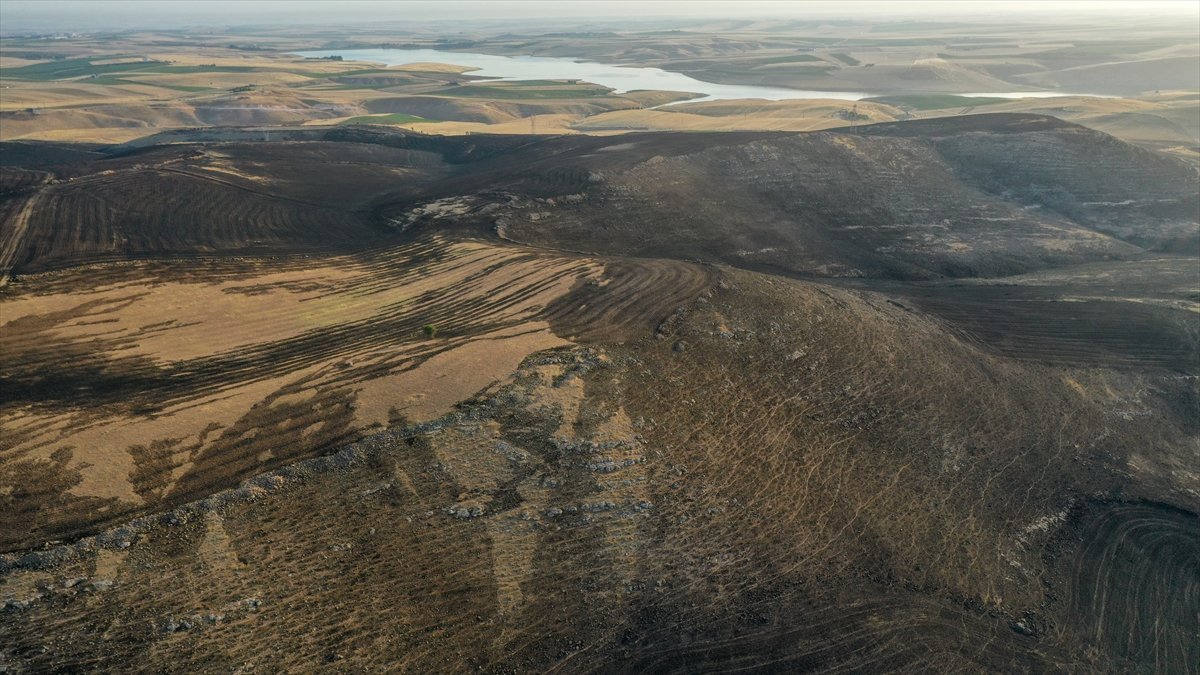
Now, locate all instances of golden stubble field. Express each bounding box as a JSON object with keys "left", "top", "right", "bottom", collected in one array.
[
  {"left": 0, "top": 232, "right": 711, "bottom": 550},
  {"left": 2, "top": 267, "right": 1195, "bottom": 673}
]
